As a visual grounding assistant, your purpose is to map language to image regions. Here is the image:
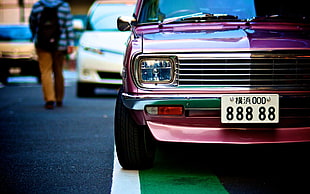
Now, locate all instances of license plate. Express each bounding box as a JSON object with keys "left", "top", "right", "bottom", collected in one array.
[
  {"left": 221, "top": 94, "right": 279, "bottom": 123},
  {"left": 9, "top": 67, "right": 22, "bottom": 75}
]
